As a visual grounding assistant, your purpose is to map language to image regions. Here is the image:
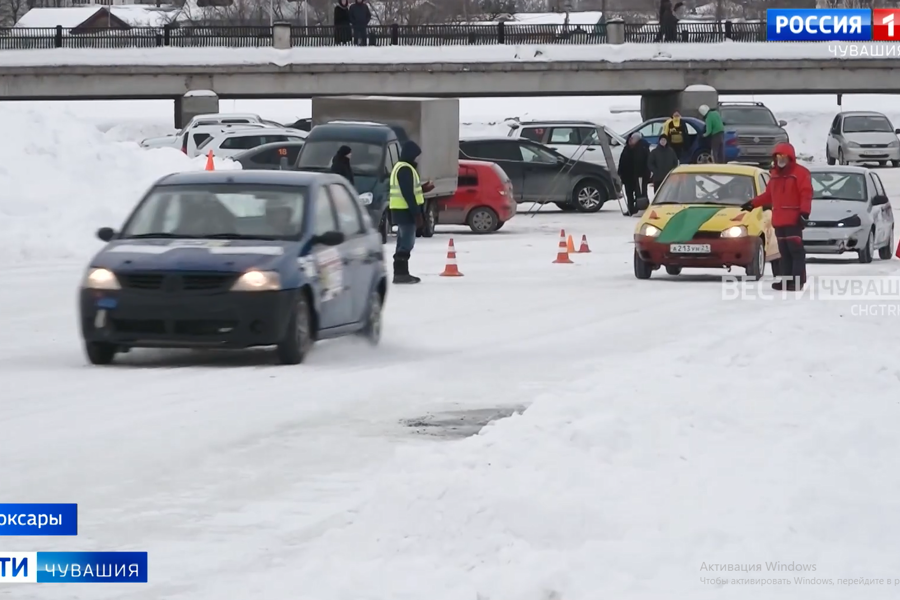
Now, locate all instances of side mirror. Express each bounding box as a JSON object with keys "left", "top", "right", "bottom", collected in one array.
[
  {"left": 635, "top": 197, "right": 650, "bottom": 211},
  {"left": 778, "top": 120, "right": 787, "bottom": 127},
  {"left": 96, "top": 227, "right": 115, "bottom": 242},
  {"left": 873, "top": 195, "right": 889, "bottom": 206},
  {"left": 313, "top": 230, "right": 345, "bottom": 246},
  {"left": 895, "top": 128, "right": 900, "bottom": 135}
]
